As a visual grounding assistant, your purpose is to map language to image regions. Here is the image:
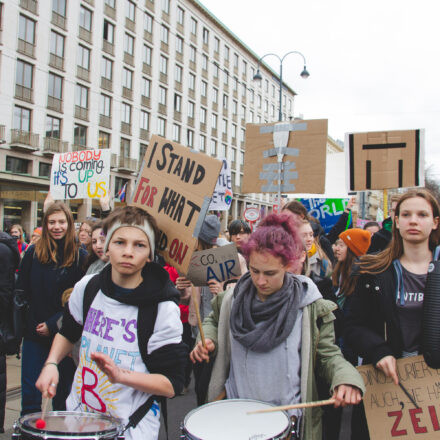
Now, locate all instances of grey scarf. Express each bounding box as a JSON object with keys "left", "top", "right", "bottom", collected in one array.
[{"left": 230, "top": 272, "right": 303, "bottom": 352}]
